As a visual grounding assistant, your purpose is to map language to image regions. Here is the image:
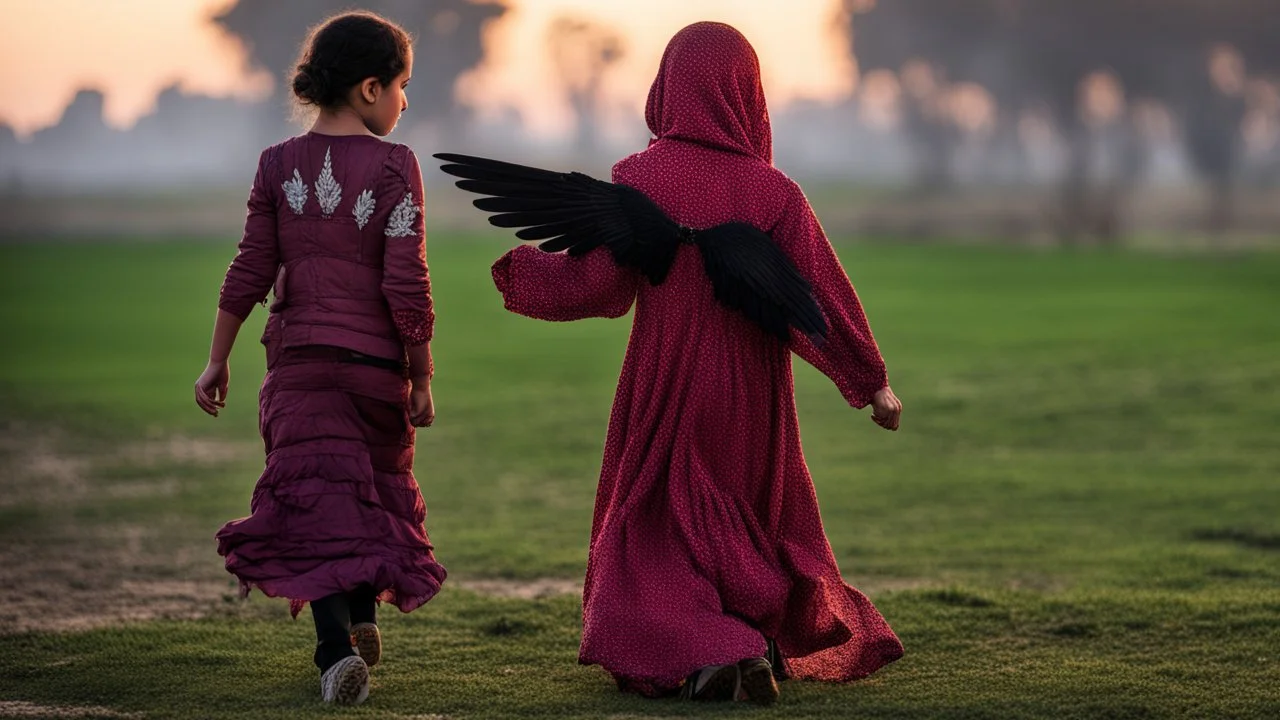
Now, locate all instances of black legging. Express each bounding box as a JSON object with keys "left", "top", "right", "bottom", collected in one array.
[{"left": 311, "top": 585, "right": 378, "bottom": 673}]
